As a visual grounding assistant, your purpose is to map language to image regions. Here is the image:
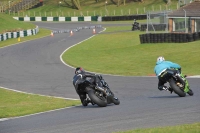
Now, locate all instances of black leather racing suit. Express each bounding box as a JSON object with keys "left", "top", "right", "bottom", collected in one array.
[{"left": 72, "top": 72, "right": 100, "bottom": 104}]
